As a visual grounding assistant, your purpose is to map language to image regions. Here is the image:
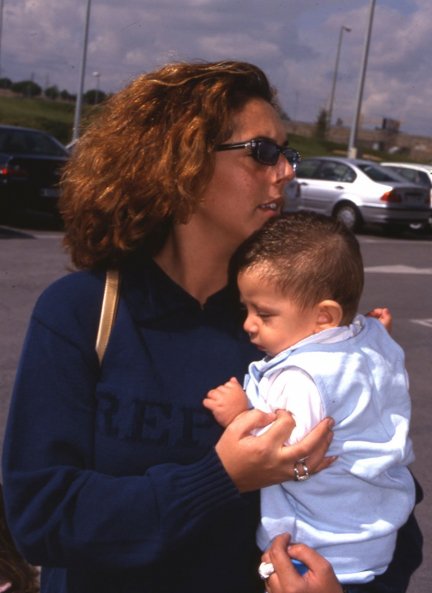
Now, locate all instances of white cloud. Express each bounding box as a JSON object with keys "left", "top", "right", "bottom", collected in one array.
[
  {"left": 197, "top": 33, "right": 281, "bottom": 61},
  {"left": 2, "top": 0, "right": 432, "bottom": 137}
]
